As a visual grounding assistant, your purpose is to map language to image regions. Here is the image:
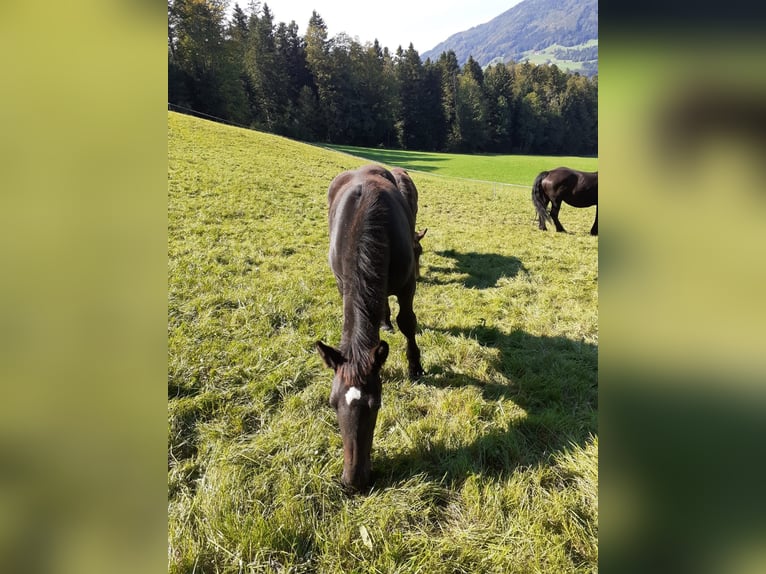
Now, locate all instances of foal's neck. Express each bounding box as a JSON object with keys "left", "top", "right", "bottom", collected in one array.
[{"left": 340, "top": 290, "right": 382, "bottom": 363}]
